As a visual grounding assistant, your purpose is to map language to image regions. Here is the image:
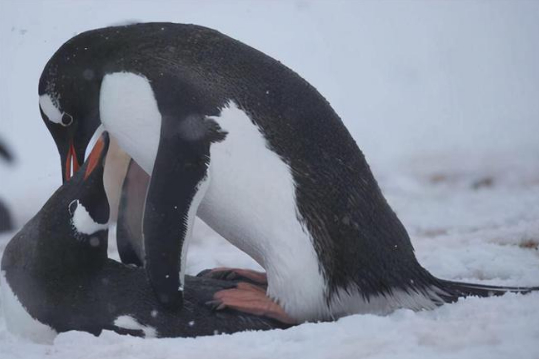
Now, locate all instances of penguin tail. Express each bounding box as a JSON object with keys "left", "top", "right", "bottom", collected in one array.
[{"left": 435, "top": 279, "right": 539, "bottom": 303}]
